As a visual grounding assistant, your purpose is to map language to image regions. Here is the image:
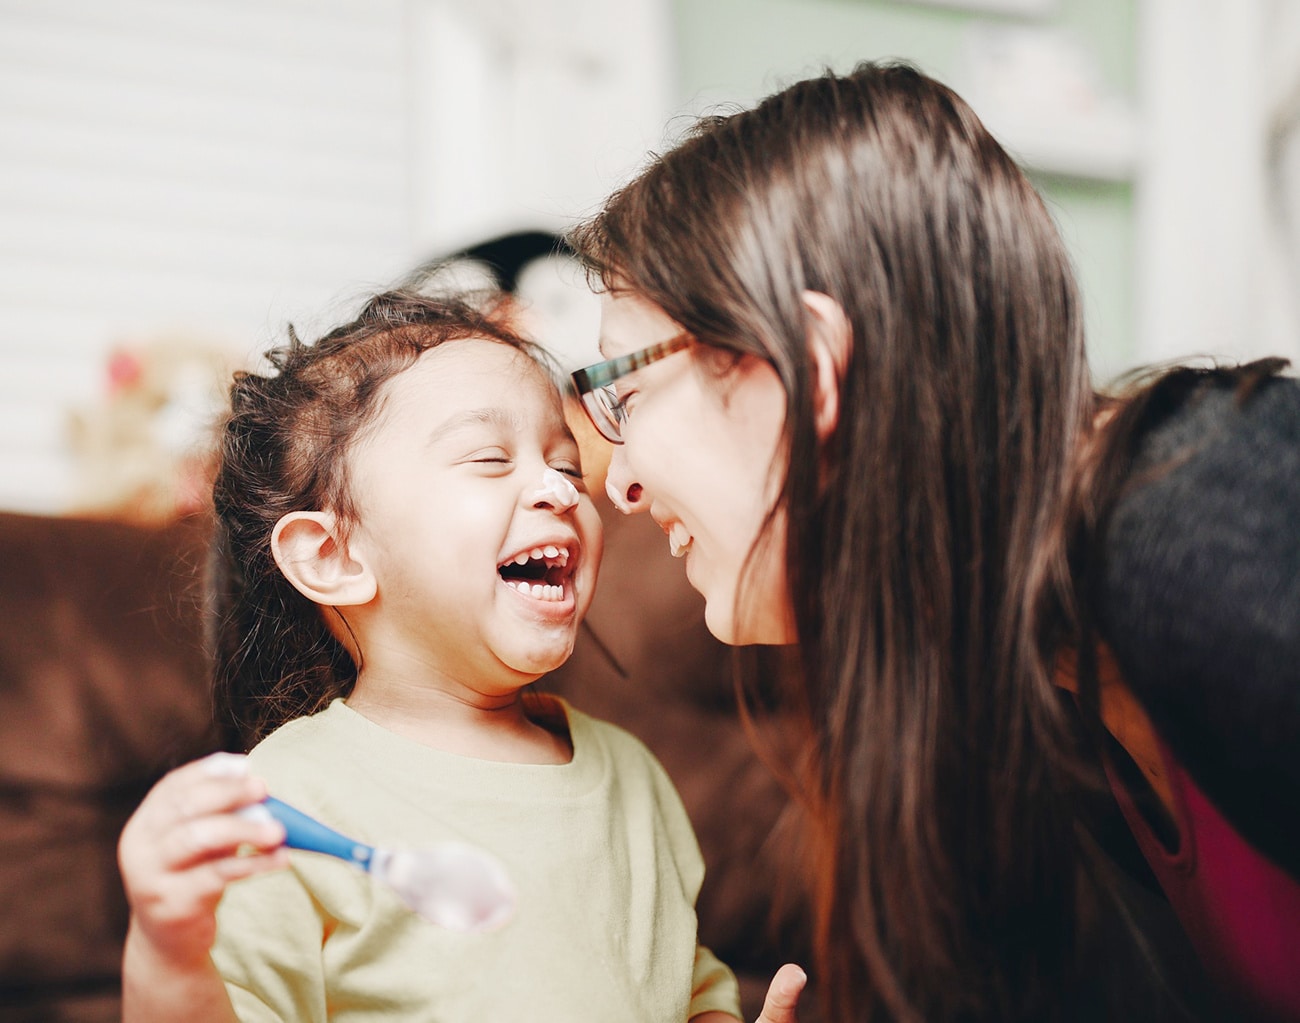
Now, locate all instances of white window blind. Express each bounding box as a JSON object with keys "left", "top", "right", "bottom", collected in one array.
[{"left": 0, "top": 0, "right": 416, "bottom": 513}]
